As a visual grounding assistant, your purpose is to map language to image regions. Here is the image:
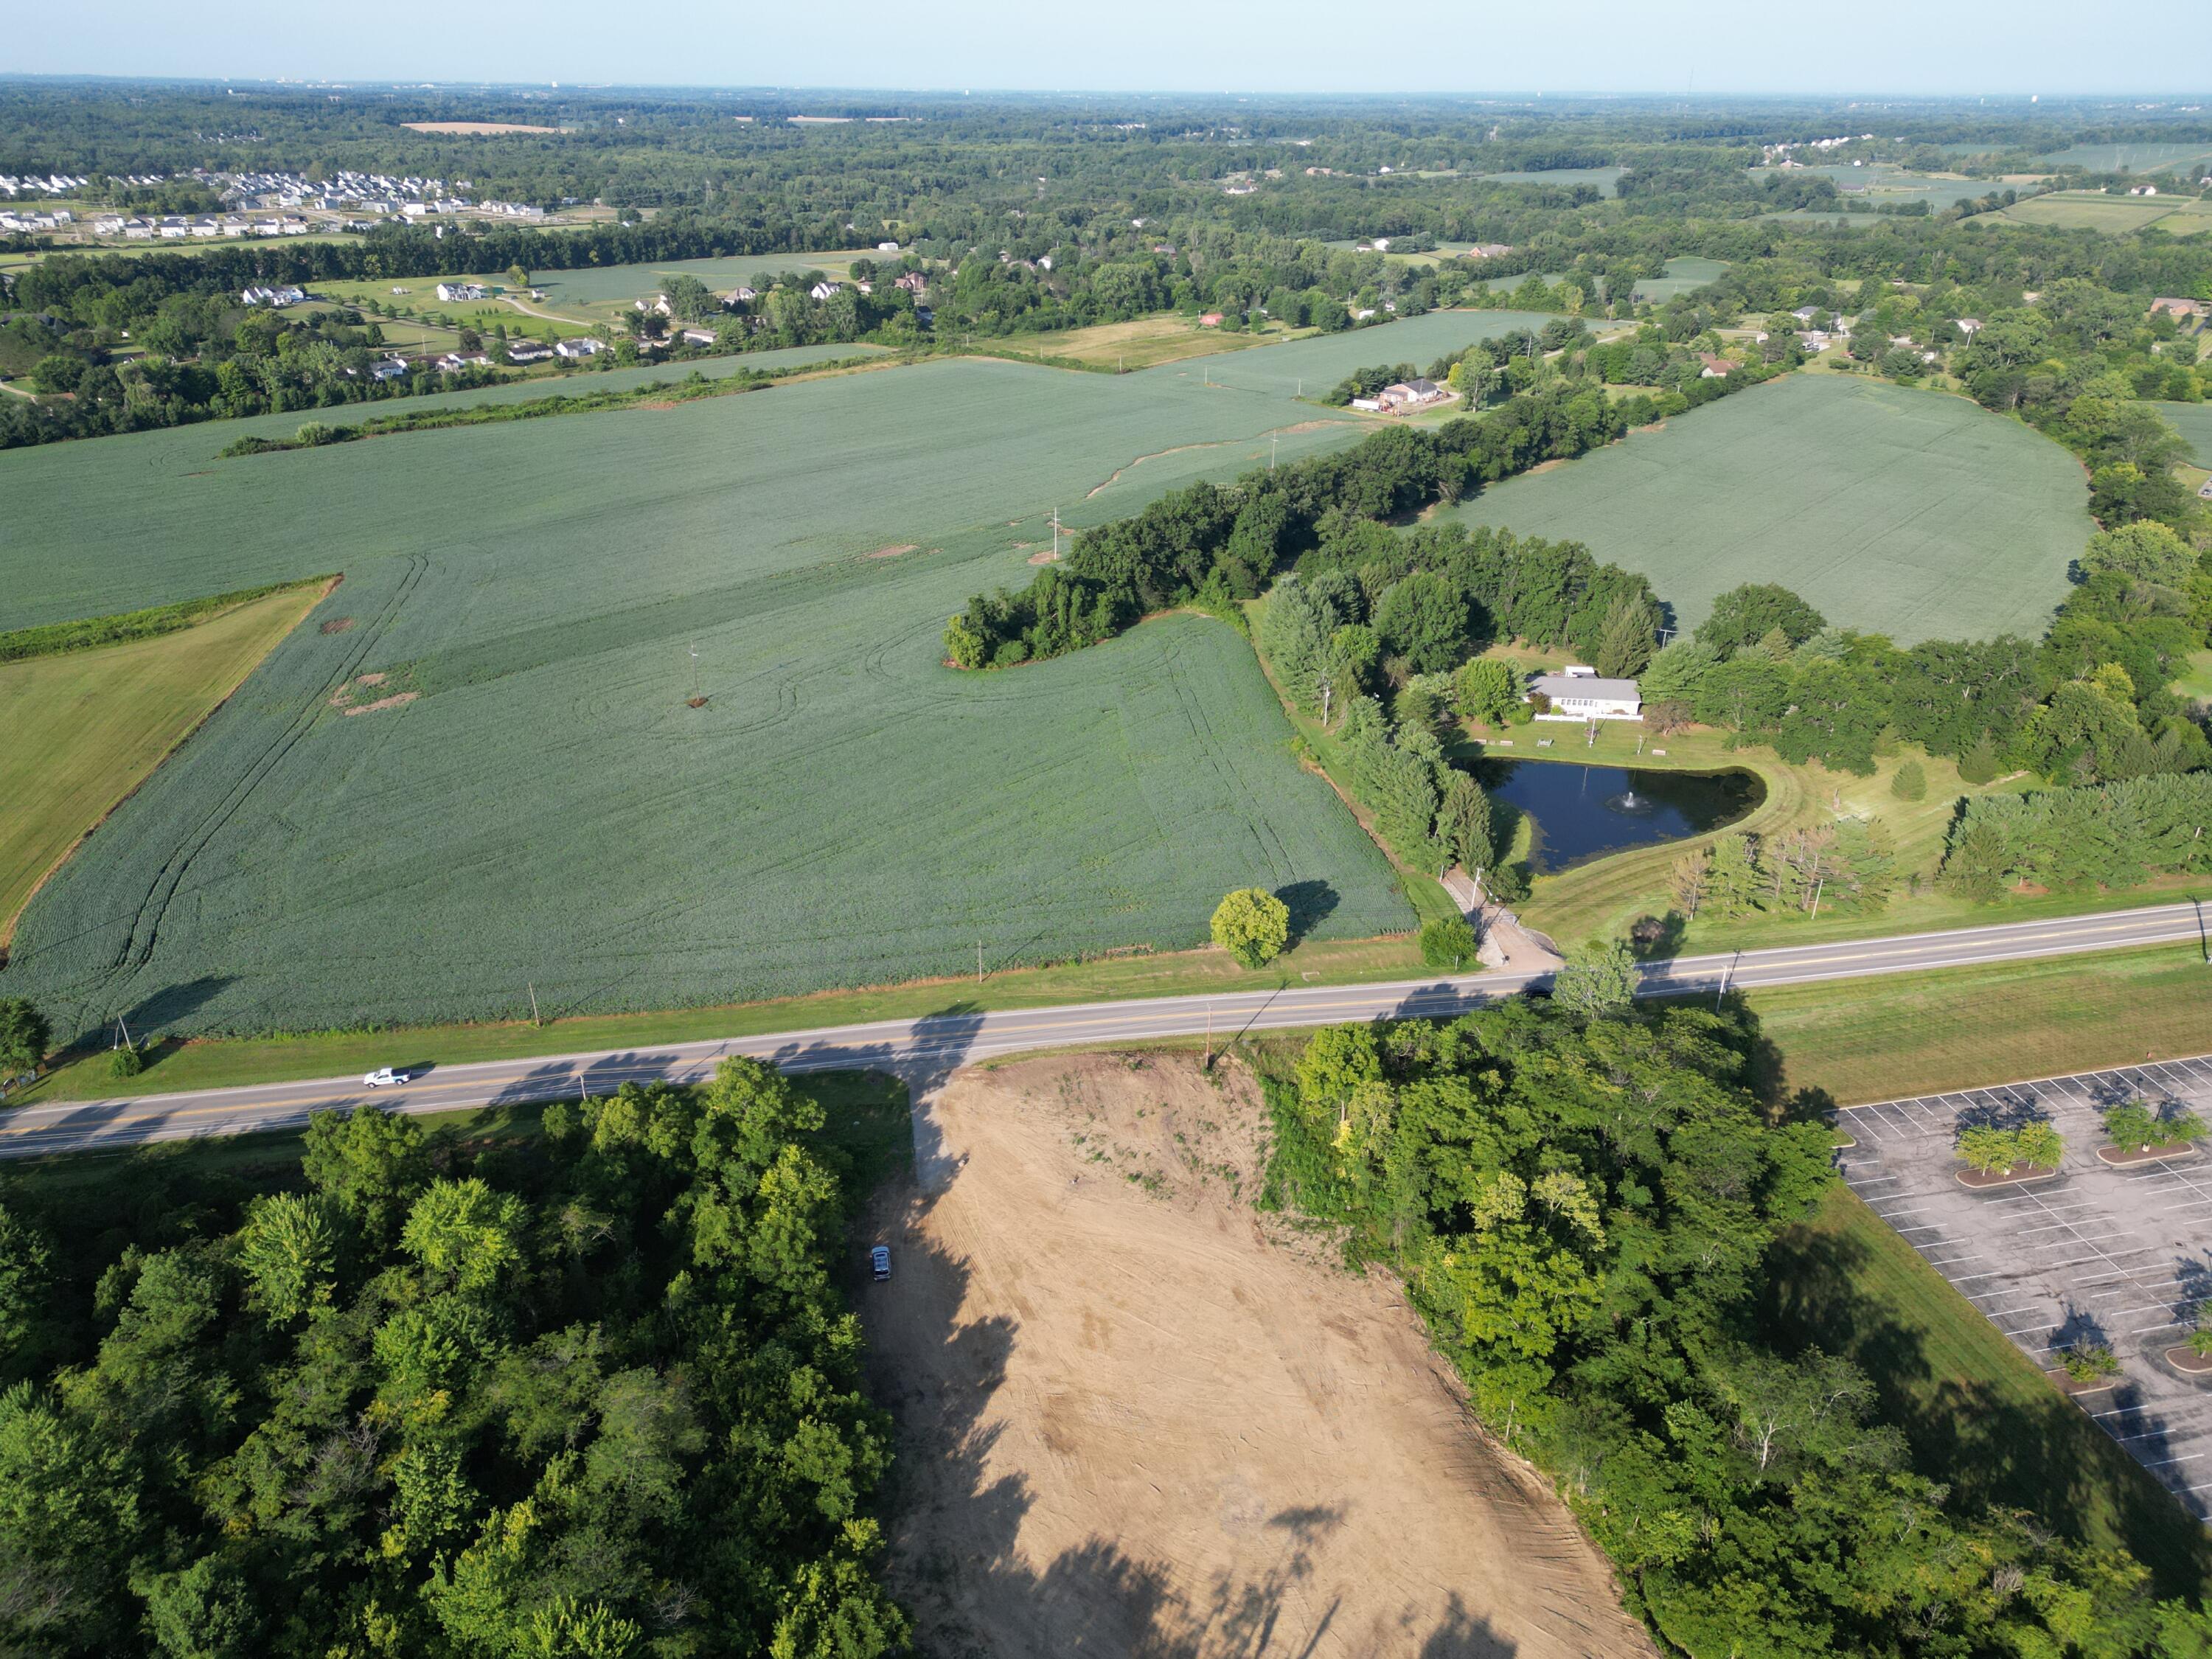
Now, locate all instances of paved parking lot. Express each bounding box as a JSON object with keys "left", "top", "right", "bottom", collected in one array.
[{"left": 1838, "top": 1054, "right": 2212, "bottom": 1522}]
